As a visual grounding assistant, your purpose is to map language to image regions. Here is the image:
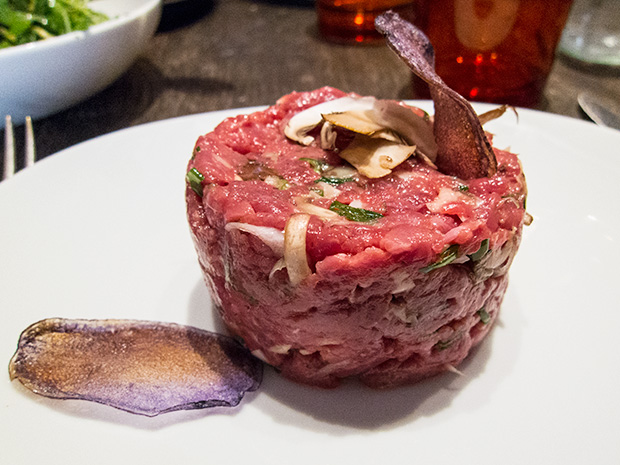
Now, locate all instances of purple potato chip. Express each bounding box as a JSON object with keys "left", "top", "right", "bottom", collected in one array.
[
  {"left": 8, "top": 318, "right": 263, "bottom": 416},
  {"left": 375, "top": 11, "right": 498, "bottom": 180}
]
